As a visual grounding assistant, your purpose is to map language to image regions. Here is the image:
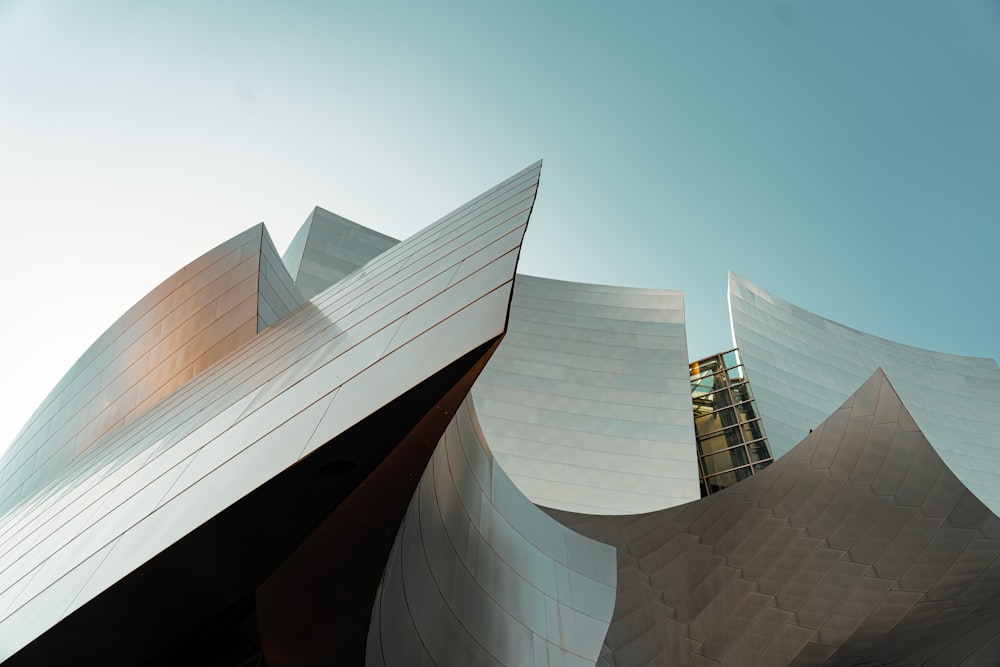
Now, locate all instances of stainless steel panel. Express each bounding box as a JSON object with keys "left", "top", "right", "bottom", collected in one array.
[
  {"left": 473, "top": 276, "right": 698, "bottom": 515},
  {"left": 548, "top": 370, "right": 1000, "bottom": 666},
  {"left": 729, "top": 272, "right": 1000, "bottom": 514},
  {"left": 367, "top": 396, "right": 616, "bottom": 667},
  {"left": 0, "top": 163, "right": 541, "bottom": 662}
]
